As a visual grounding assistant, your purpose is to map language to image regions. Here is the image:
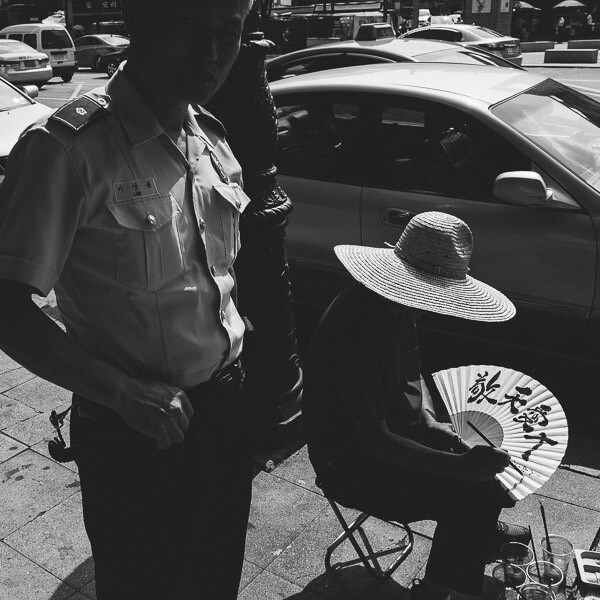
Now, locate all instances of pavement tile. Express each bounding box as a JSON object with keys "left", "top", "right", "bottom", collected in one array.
[
  {"left": 31, "top": 434, "right": 79, "bottom": 473},
  {"left": 562, "top": 434, "right": 600, "bottom": 478},
  {"left": 4, "top": 493, "right": 93, "bottom": 590},
  {"left": 0, "top": 367, "right": 36, "bottom": 394},
  {"left": 539, "top": 467, "right": 600, "bottom": 512},
  {"left": 0, "top": 450, "right": 81, "bottom": 538},
  {"left": 0, "top": 393, "right": 37, "bottom": 430},
  {"left": 0, "top": 541, "right": 76, "bottom": 600},
  {"left": 0, "top": 432, "right": 27, "bottom": 463},
  {"left": 268, "top": 503, "right": 430, "bottom": 593},
  {"left": 4, "top": 377, "right": 71, "bottom": 413},
  {"left": 237, "top": 569, "right": 315, "bottom": 600},
  {"left": 0, "top": 352, "right": 21, "bottom": 375},
  {"left": 273, "top": 445, "right": 321, "bottom": 494},
  {"left": 245, "top": 472, "right": 327, "bottom": 569},
  {"left": 240, "top": 560, "right": 264, "bottom": 592},
  {"left": 79, "top": 578, "right": 96, "bottom": 599},
  {"left": 3, "top": 403, "right": 72, "bottom": 448}
]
